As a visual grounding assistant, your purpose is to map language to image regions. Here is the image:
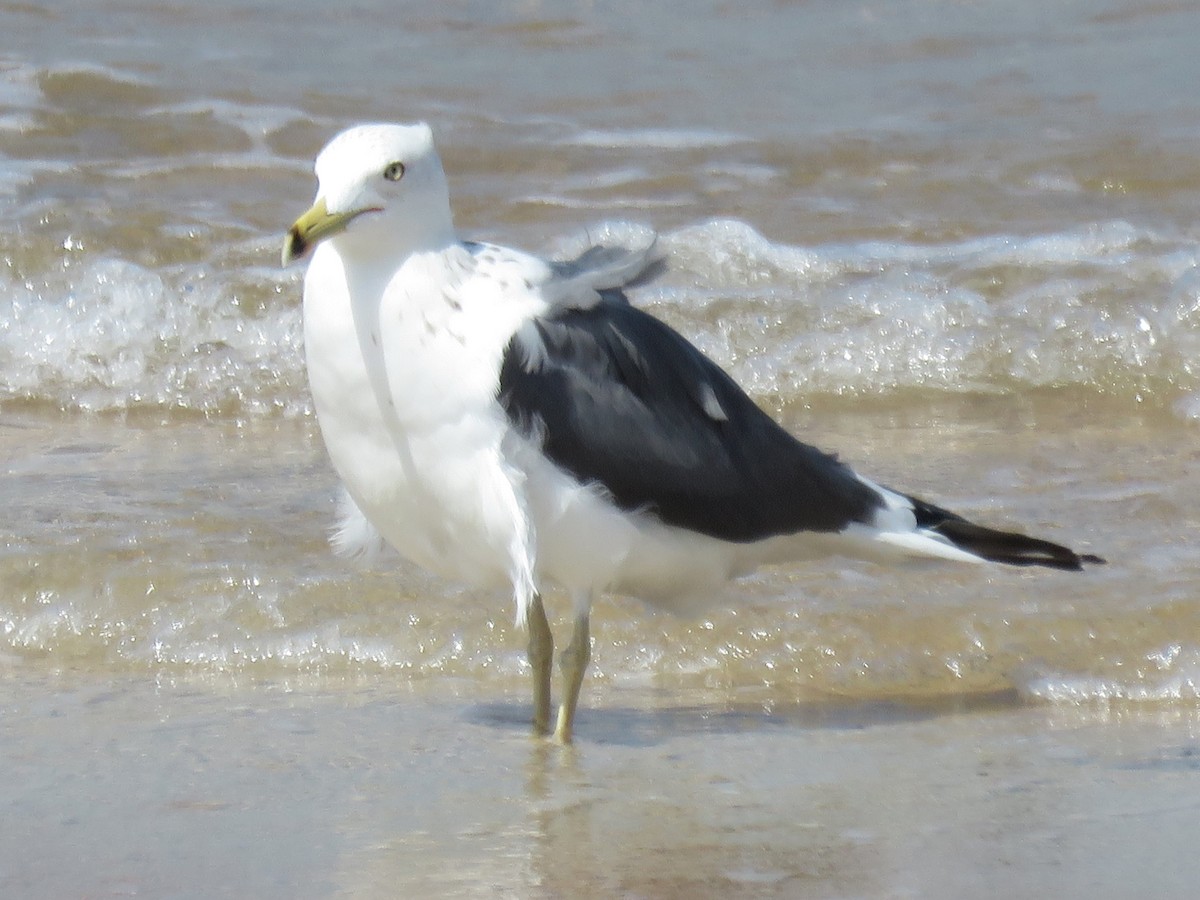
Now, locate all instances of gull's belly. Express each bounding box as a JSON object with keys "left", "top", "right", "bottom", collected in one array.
[{"left": 304, "top": 297, "right": 527, "bottom": 591}]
